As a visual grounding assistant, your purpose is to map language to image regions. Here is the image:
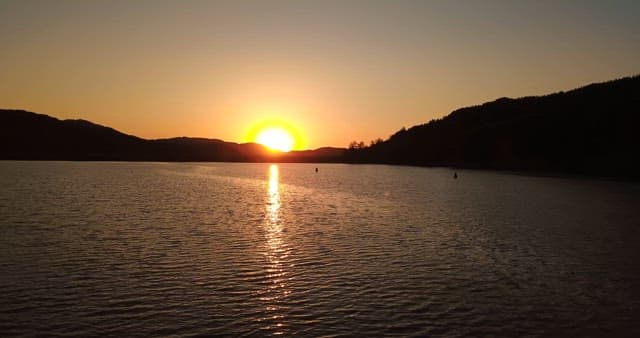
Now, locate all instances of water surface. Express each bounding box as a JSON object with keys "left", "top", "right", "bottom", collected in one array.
[{"left": 1, "top": 161, "right": 639, "bottom": 336}]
